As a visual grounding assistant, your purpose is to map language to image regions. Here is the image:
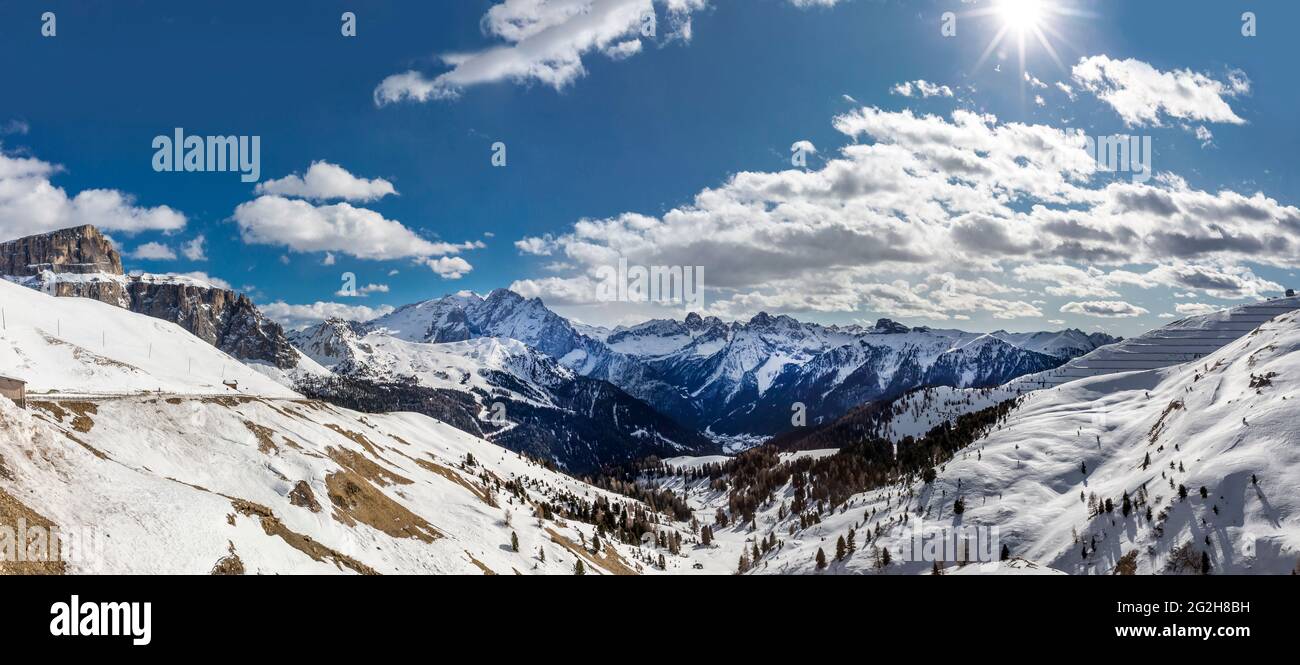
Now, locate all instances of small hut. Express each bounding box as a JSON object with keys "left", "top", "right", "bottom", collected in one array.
[{"left": 0, "top": 375, "right": 26, "bottom": 409}]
